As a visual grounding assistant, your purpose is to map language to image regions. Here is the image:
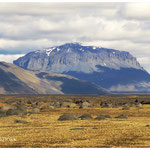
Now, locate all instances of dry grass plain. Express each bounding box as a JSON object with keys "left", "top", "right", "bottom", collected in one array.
[{"left": 0, "top": 95, "right": 150, "bottom": 148}]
